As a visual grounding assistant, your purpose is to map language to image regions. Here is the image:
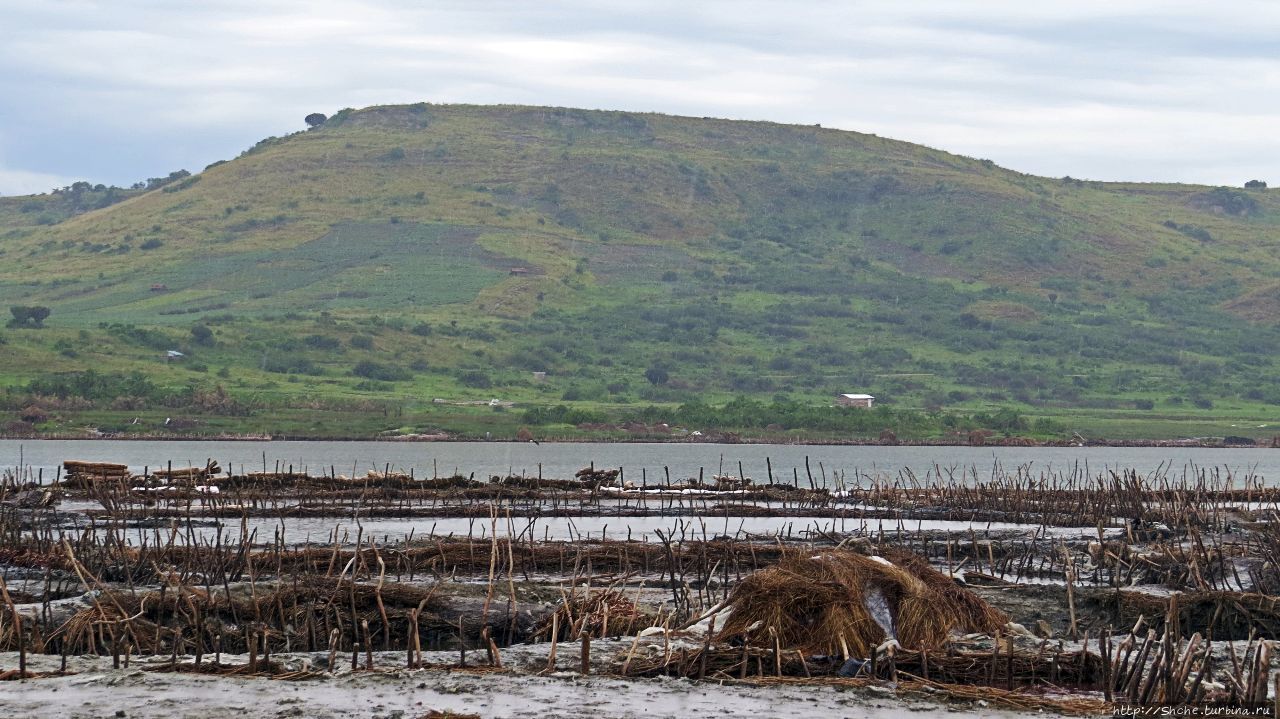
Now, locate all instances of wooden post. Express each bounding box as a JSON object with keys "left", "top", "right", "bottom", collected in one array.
[
  {"left": 487, "top": 631, "right": 503, "bottom": 670},
  {"left": 698, "top": 616, "right": 716, "bottom": 680},
  {"left": 580, "top": 632, "right": 591, "bottom": 675},
  {"left": 363, "top": 619, "right": 373, "bottom": 670},
  {"left": 771, "top": 627, "right": 782, "bottom": 677},
  {"left": 326, "top": 629, "right": 338, "bottom": 673},
  {"left": 1065, "top": 563, "right": 1079, "bottom": 640},
  {"left": 546, "top": 614, "right": 559, "bottom": 672},
  {"left": 622, "top": 633, "right": 642, "bottom": 676},
  {"left": 18, "top": 625, "right": 26, "bottom": 679},
  {"left": 408, "top": 609, "right": 420, "bottom": 669},
  {"left": 458, "top": 617, "right": 466, "bottom": 668}
]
